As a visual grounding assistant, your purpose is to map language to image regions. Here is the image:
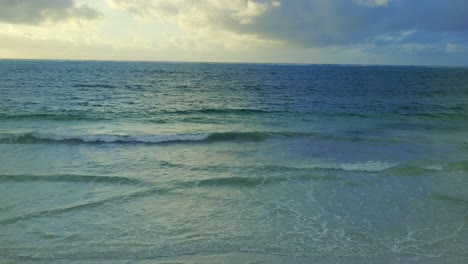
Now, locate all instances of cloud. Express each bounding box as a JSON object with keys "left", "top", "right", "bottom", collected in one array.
[
  {"left": 234, "top": 1, "right": 273, "bottom": 24},
  {"left": 0, "top": 0, "right": 100, "bottom": 25},
  {"left": 446, "top": 43, "right": 465, "bottom": 54},
  {"left": 106, "top": 0, "right": 468, "bottom": 50},
  {"left": 353, "top": 0, "right": 391, "bottom": 8},
  {"left": 106, "top": 0, "right": 280, "bottom": 25},
  {"left": 2, "top": 0, "right": 466, "bottom": 65}
]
